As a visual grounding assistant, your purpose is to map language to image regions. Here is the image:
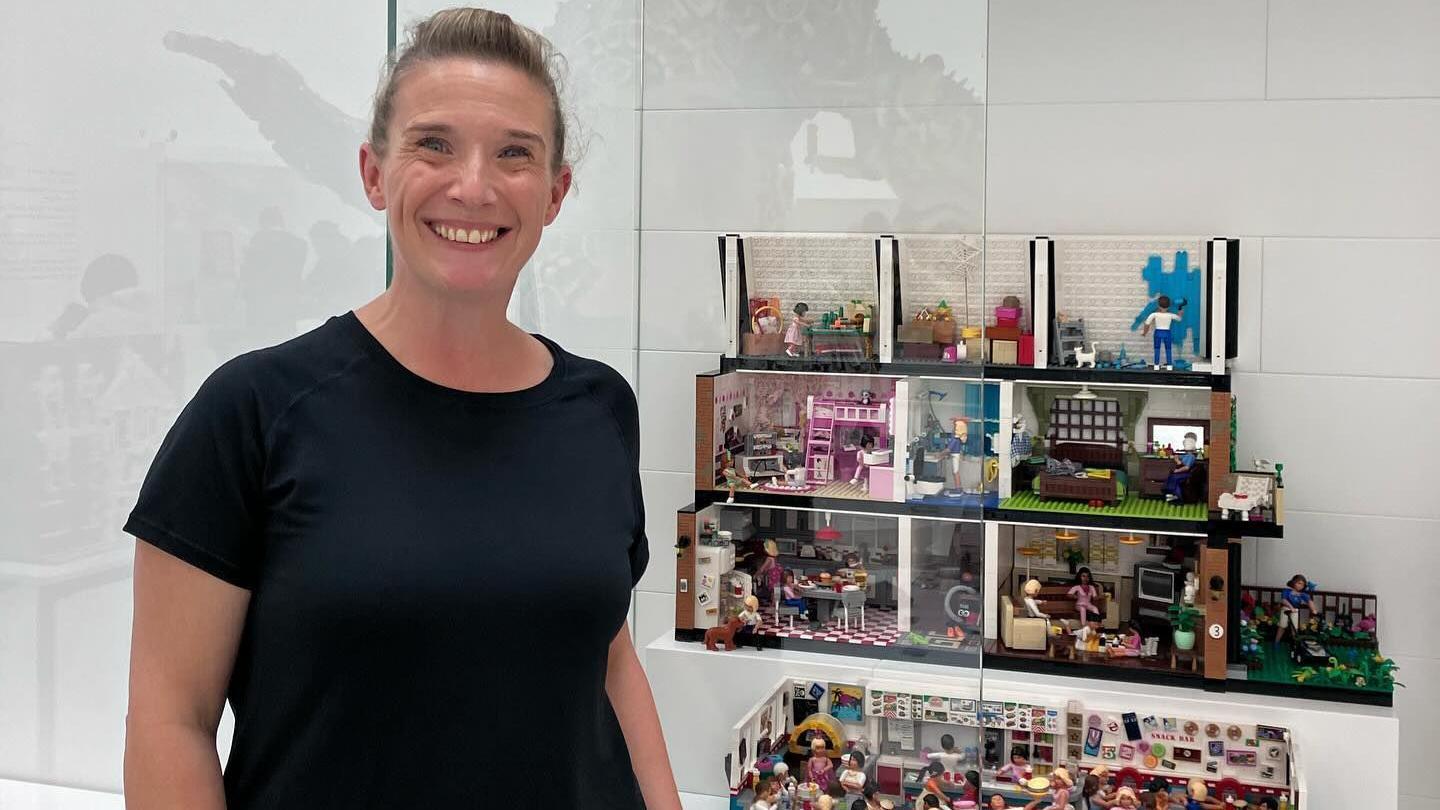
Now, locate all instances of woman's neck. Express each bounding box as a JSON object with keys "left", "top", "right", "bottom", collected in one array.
[{"left": 354, "top": 281, "right": 551, "bottom": 393}]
